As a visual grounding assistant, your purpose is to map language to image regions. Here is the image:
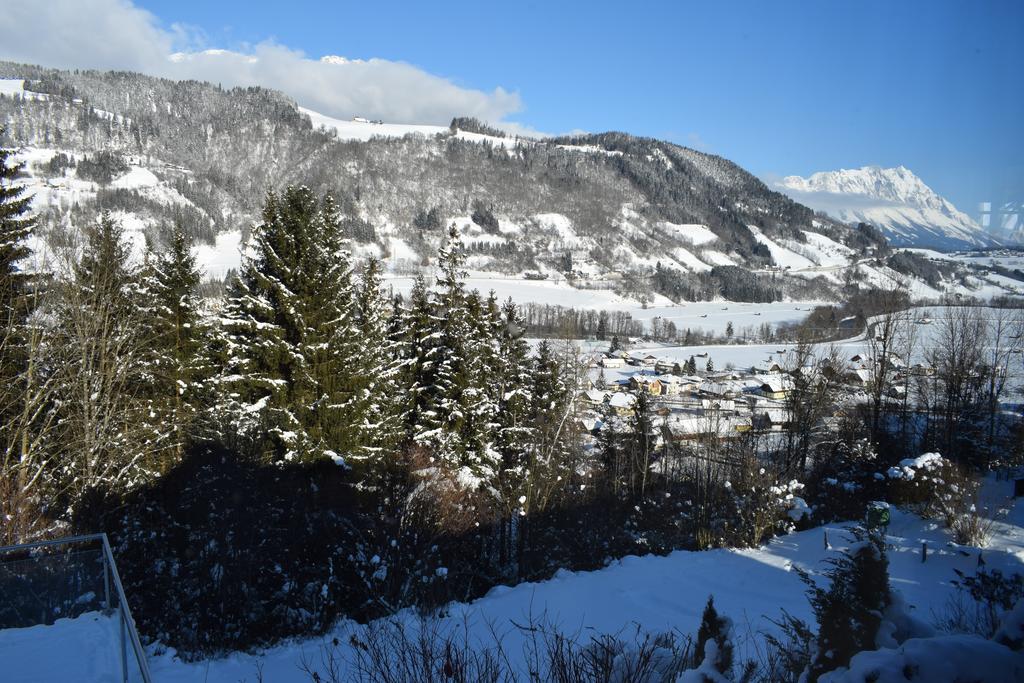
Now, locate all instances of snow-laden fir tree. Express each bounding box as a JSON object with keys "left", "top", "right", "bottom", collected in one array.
[
  {"left": 350, "top": 256, "right": 406, "bottom": 466},
  {"left": 526, "top": 340, "right": 578, "bottom": 510},
  {"left": 0, "top": 135, "right": 34, "bottom": 323},
  {"left": 802, "top": 527, "right": 890, "bottom": 681},
  {"left": 220, "top": 187, "right": 361, "bottom": 463},
  {"left": 692, "top": 595, "right": 734, "bottom": 677},
  {"left": 138, "top": 227, "right": 211, "bottom": 469},
  {"left": 400, "top": 275, "right": 436, "bottom": 442},
  {"left": 0, "top": 133, "right": 43, "bottom": 543},
  {"left": 50, "top": 213, "right": 154, "bottom": 495},
  {"left": 413, "top": 225, "right": 500, "bottom": 482},
  {"left": 493, "top": 298, "right": 536, "bottom": 514}
]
